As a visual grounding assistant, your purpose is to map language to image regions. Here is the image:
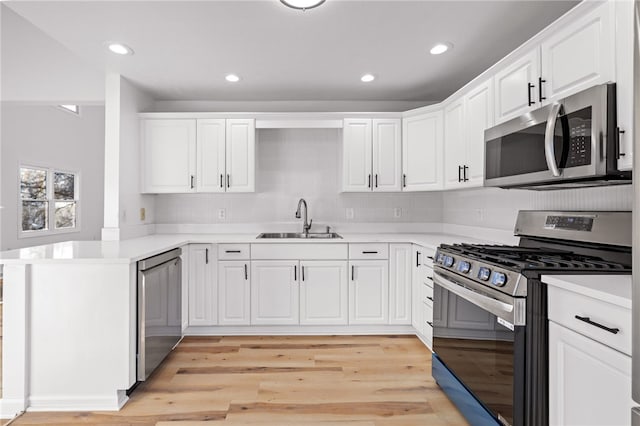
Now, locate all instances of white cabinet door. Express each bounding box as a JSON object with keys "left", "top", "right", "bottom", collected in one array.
[
  {"left": 225, "top": 119, "right": 255, "bottom": 193},
  {"left": 494, "top": 49, "right": 541, "bottom": 123},
  {"left": 196, "top": 119, "right": 226, "bottom": 193},
  {"left": 218, "top": 261, "right": 250, "bottom": 325},
  {"left": 402, "top": 111, "right": 443, "bottom": 191},
  {"left": 299, "top": 261, "right": 348, "bottom": 325},
  {"left": 389, "top": 244, "right": 412, "bottom": 325},
  {"left": 342, "top": 118, "right": 373, "bottom": 192},
  {"left": 443, "top": 99, "right": 466, "bottom": 189},
  {"left": 614, "top": 0, "right": 634, "bottom": 171},
  {"left": 142, "top": 119, "right": 196, "bottom": 193},
  {"left": 251, "top": 261, "right": 299, "bottom": 325},
  {"left": 188, "top": 244, "right": 217, "bottom": 326},
  {"left": 349, "top": 260, "right": 389, "bottom": 325},
  {"left": 540, "top": 2, "right": 614, "bottom": 104},
  {"left": 372, "top": 119, "right": 402, "bottom": 192},
  {"left": 549, "top": 321, "right": 633, "bottom": 426},
  {"left": 464, "top": 79, "right": 493, "bottom": 187},
  {"left": 411, "top": 245, "right": 422, "bottom": 330}
]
